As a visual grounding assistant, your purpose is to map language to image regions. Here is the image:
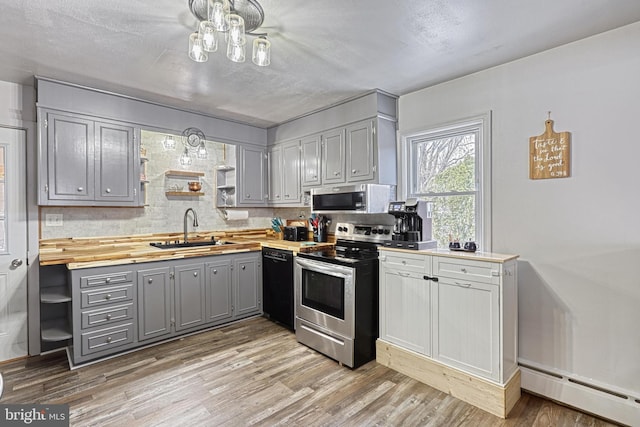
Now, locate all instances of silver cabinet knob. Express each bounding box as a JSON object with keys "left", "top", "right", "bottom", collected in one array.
[
  {"left": 106, "top": 188, "right": 111, "bottom": 193},
  {"left": 193, "top": 271, "right": 198, "bottom": 277},
  {"left": 313, "top": 175, "right": 317, "bottom": 179},
  {"left": 106, "top": 314, "right": 112, "bottom": 320},
  {"left": 461, "top": 268, "right": 467, "bottom": 273},
  {"left": 77, "top": 187, "right": 83, "bottom": 192},
  {"left": 352, "top": 169, "right": 357, "bottom": 174},
  {"left": 334, "top": 171, "right": 339, "bottom": 176},
  {"left": 241, "top": 265, "right": 246, "bottom": 270},
  {"left": 148, "top": 278, "right": 153, "bottom": 284},
  {"left": 213, "top": 269, "right": 217, "bottom": 274},
  {"left": 106, "top": 337, "right": 112, "bottom": 343},
  {"left": 11, "top": 259, "right": 23, "bottom": 268},
  {"left": 105, "top": 278, "right": 111, "bottom": 283},
  {"left": 105, "top": 294, "right": 112, "bottom": 300}
]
